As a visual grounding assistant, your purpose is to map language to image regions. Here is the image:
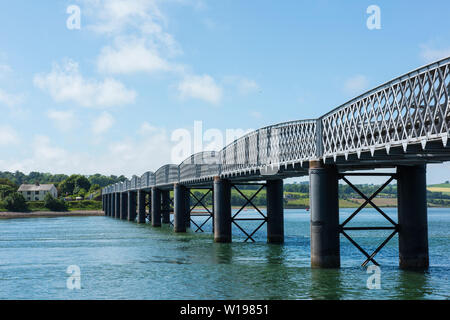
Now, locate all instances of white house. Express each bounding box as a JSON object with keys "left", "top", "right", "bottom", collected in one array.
[{"left": 18, "top": 183, "right": 58, "bottom": 201}]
